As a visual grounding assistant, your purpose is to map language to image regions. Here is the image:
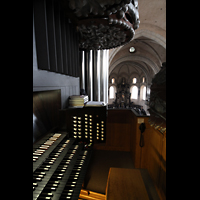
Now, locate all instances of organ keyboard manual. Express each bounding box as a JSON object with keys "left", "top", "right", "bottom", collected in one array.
[
  {"left": 33, "top": 132, "right": 92, "bottom": 200},
  {"left": 33, "top": 89, "right": 107, "bottom": 200}
]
